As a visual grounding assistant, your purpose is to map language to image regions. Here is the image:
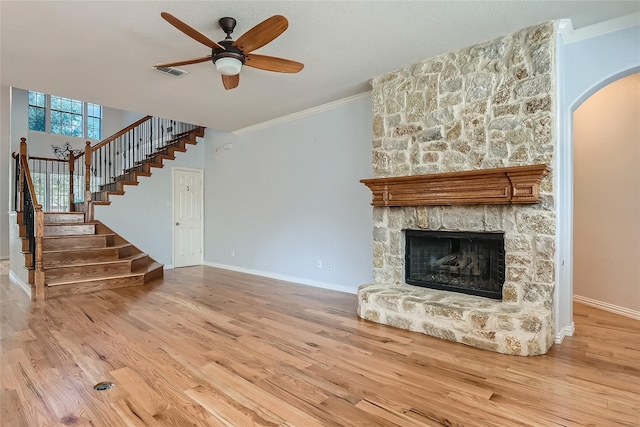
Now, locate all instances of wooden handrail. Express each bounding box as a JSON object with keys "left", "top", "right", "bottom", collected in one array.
[
  {"left": 20, "top": 157, "right": 40, "bottom": 208},
  {"left": 90, "top": 115, "right": 152, "bottom": 152},
  {"left": 27, "top": 155, "right": 68, "bottom": 163},
  {"left": 19, "top": 140, "right": 40, "bottom": 209}
]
